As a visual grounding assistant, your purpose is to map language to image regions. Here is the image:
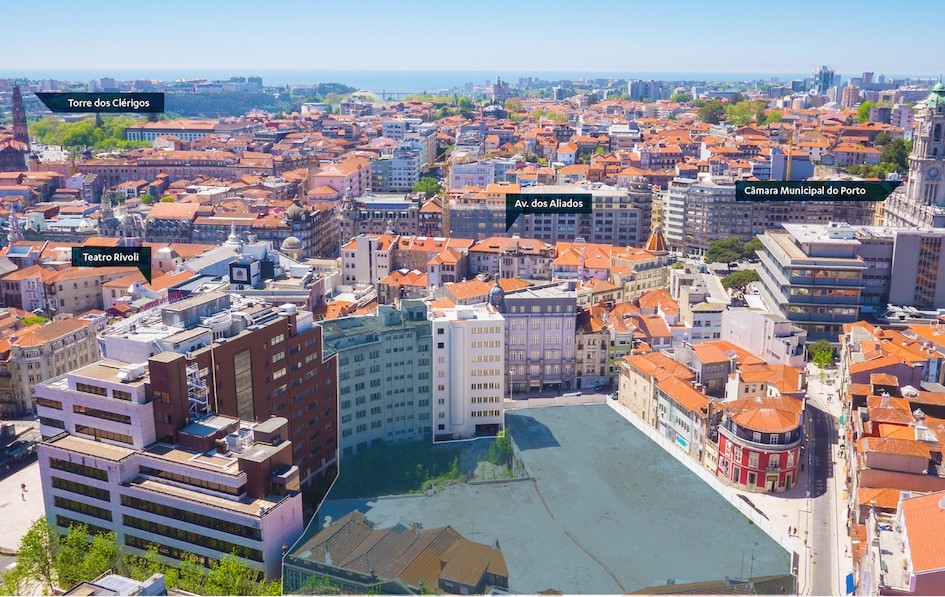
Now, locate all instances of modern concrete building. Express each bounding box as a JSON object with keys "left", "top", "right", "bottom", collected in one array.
[
  {"left": 100, "top": 294, "right": 338, "bottom": 490},
  {"left": 757, "top": 223, "right": 872, "bottom": 341},
  {"left": 757, "top": 223, "right": 945, "bottom": 341},
  {"left": 430, "top": 303, "right": 505, "bottom": 442},
  {"left": 446, "top": 183, "right": 651, "bottom": 247},
  {"left": 39, "top": 414, "right": 303, "bottom": 580},
  {"left": 499, "top": 283, "right": 578, "bottom": 394},
  {"left": 664, "top": 174, "right": 875, "bottom": 255},
  {"left": 319, "top": 301, "right": 433, "bottom": 458}
]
